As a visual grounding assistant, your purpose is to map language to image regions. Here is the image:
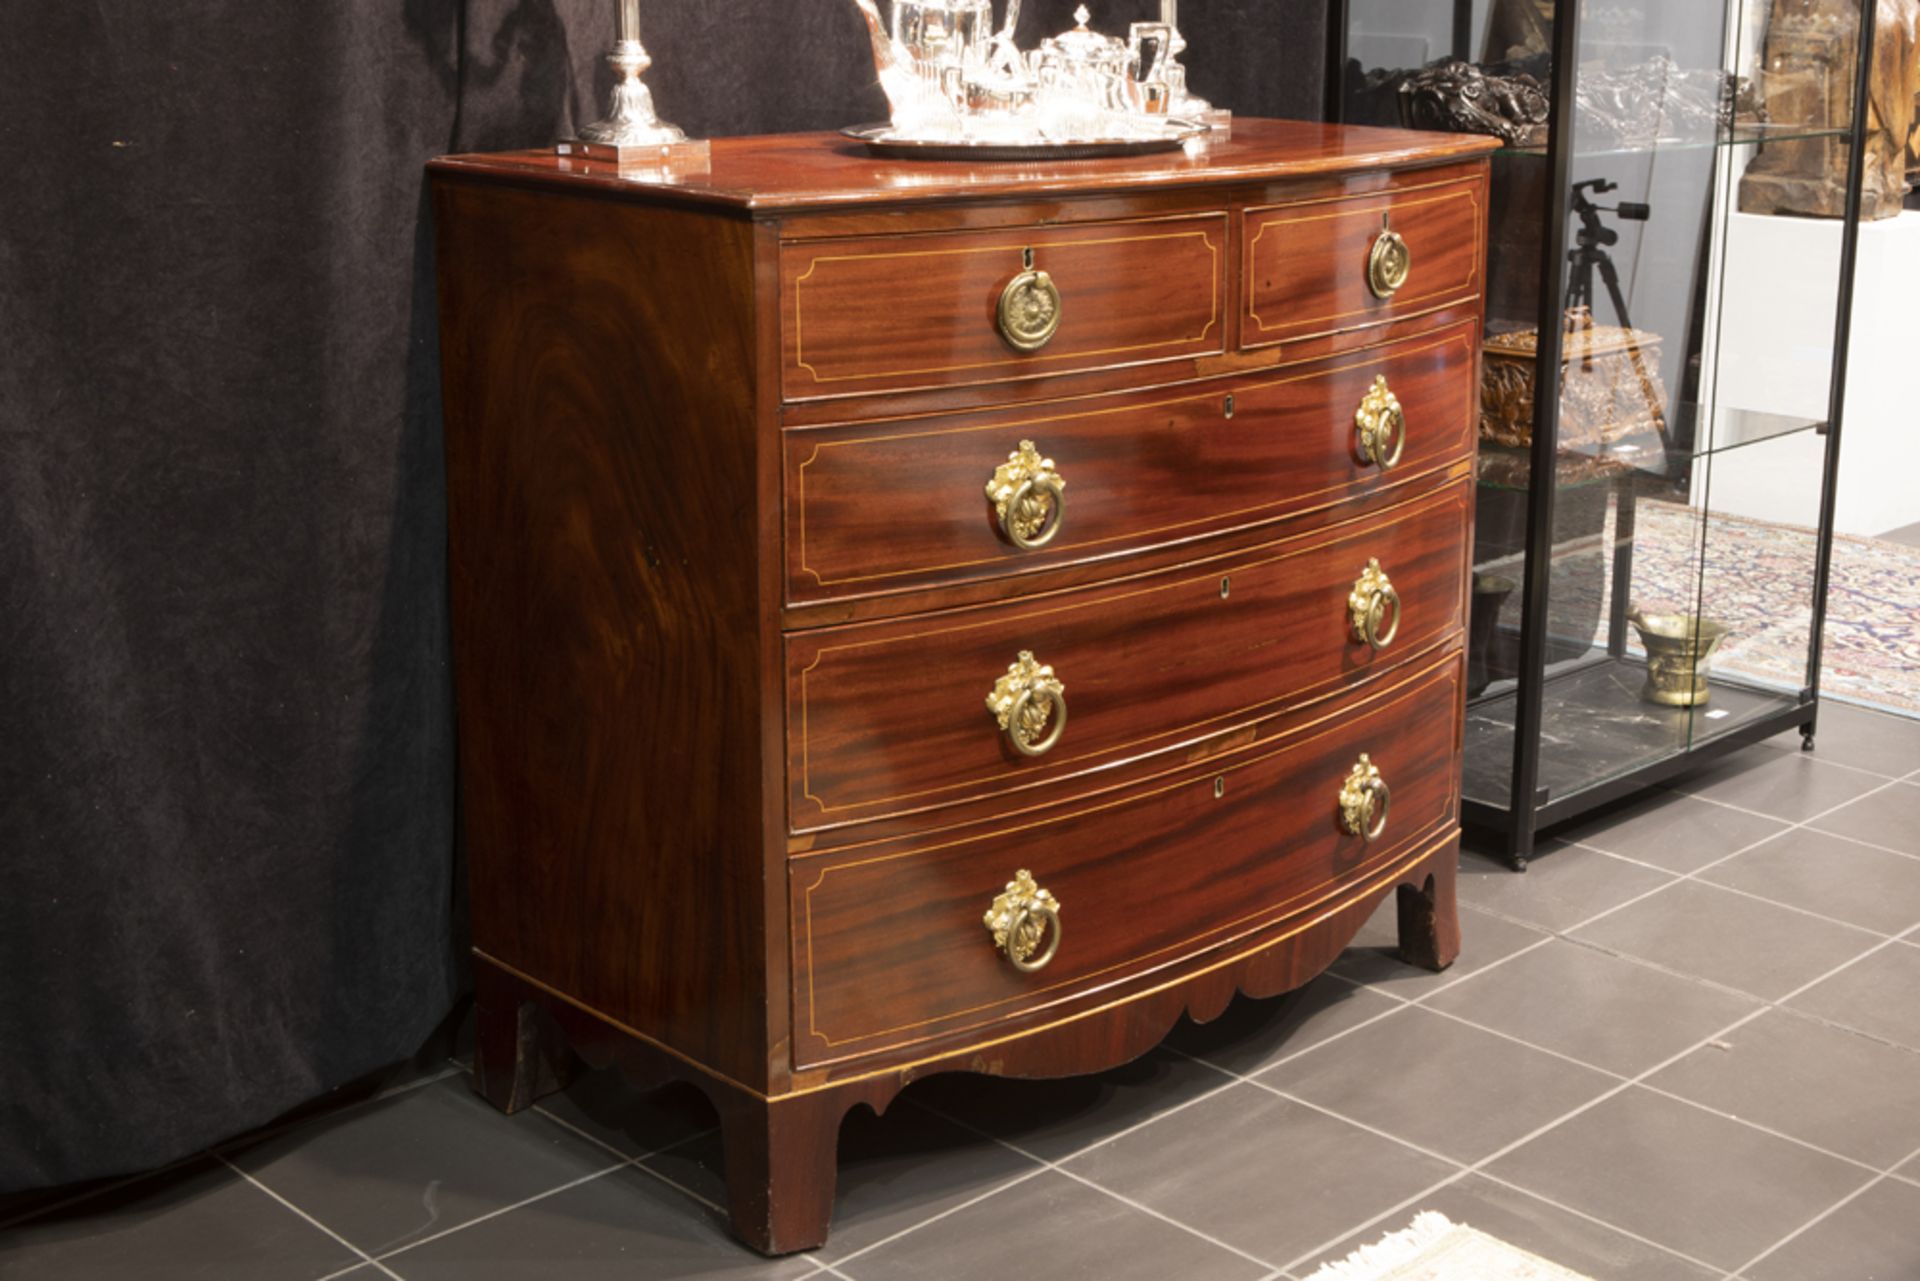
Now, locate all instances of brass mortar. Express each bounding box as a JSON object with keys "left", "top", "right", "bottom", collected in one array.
[{"left": 1629, "top": 609, "right": 1731, "bottom": 707}]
